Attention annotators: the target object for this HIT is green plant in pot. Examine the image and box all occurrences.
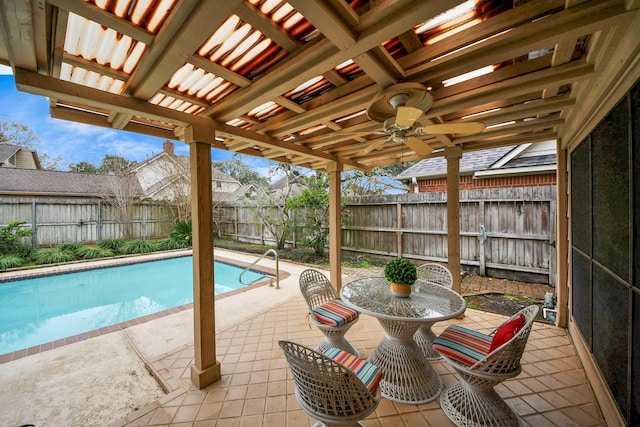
[385,257,418,297]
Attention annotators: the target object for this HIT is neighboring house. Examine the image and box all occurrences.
[0,167,135,198]
[131,141,243,201]
[0,143,139,198]
[0,144,41,169]
[395,141,557,193]
[268,170,305,202]
[0,141,243,202]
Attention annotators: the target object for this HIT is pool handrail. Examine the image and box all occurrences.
[239,249,280,289]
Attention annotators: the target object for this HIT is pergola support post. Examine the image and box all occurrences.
[328,161,343,292]
[555,140,568,327]
[445,147,462,294]
[186,126,221,389]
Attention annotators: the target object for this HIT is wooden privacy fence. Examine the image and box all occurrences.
[342,187,556,285]
[216,186,557,285]
[2,186,556,284]
[0,198,176,247]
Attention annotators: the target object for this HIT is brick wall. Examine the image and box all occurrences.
[417,173,556,192]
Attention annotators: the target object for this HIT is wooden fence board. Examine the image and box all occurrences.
[0,198,175,246]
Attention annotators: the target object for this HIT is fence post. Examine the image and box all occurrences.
[97,200,102,242]
[396,201,402,257]
[234,206,238,240]
[31,199,37,248]
[479,201,486,276]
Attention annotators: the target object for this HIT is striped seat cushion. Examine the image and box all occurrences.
[433,325,492,366]
[311,299,359,326]
[323,348,383,394]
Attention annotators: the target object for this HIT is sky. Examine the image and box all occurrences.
[0,65,275,177]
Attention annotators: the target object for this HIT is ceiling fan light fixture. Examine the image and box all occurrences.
[366,82,433,123]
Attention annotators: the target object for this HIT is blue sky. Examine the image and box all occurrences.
[0,65,275,176]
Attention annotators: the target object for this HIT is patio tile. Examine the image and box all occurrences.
[520,393,556,412]
[194,402,222,421]
[172,404,200,423]
[114,294,606,427]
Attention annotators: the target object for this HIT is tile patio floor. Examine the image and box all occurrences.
[110,282,605,427]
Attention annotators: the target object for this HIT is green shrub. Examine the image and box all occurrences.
[58,243,86,256]
[0,254,24,271]
[34,248,77,264]
[98,239,126,253]
[76,246,115,259]
[121,239,158,254]
[58,242,83,251]
[11,243,35,260]
[158,237,191,250]
[170,219,192,245]
[0,221,33,255]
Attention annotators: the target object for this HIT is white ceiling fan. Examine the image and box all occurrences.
[350,82,485,156]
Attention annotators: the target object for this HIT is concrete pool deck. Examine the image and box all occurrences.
[0,248,307,426]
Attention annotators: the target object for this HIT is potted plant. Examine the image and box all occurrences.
[384,257,418,297]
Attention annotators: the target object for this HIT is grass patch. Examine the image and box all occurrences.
[464,297,479,310]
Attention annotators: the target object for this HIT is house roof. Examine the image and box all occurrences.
[0,168,142,197]
[0,144,20,164]
[216,184,255,202]
[396,146,514,180]
[1,1,638,171]
[0,144,41,169]
[133,151,240,184]
[396,143,557,180]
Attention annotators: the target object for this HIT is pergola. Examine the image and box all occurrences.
[1,0,639,395]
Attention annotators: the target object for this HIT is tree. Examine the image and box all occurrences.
[94,154,139,238]
[244,163,302,249]
[286,172,337,256]
[148,153,192,223]
[0,120,38,147]
[97,154,136,175]
[0,119,62,170]
[212,154,270,189]
[104,172,140,239]
[68,161,98,174]
[342,162,416,195]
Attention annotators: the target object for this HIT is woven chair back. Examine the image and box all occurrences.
[417,263,453,289]
[299,269,338,309]
[473,304,539,375]
[279,340,377,419]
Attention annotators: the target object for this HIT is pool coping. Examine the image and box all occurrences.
[0,251,290,364]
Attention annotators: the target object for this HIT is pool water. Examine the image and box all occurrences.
[0,256,267,355]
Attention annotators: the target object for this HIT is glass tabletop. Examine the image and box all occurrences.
[340,277,466,322]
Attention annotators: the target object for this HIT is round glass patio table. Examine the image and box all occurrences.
[340,277,466,404]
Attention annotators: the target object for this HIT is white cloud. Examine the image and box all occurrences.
[0,65,12,75]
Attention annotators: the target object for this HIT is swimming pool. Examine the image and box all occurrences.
[0,256,268,355]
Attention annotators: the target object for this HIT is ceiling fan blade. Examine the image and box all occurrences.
[418,122,485,135]
[395,106,424,127]
[405,137,434,156]
[358,138,386,155]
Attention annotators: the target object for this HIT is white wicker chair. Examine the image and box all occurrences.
[299,269,360,356]
[414,262,454,359]
[433,305,539,427]
[279,340,381,427]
